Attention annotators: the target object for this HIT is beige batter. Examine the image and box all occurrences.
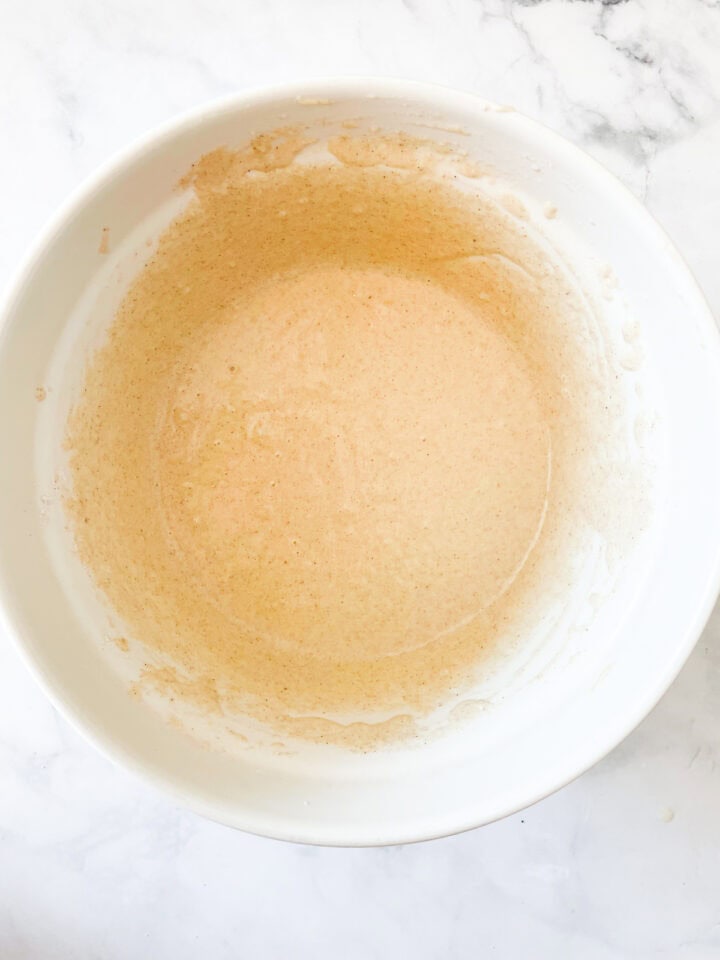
[66,128,595,747]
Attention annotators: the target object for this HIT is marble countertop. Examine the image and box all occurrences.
[2,1,720,957]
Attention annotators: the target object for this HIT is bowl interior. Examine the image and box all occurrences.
[1,80,719,844]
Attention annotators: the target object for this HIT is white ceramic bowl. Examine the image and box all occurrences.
[1,79,720,846]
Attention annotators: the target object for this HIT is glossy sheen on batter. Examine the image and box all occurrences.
[66,130,589,747]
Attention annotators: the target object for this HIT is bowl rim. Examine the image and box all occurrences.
[2,76,720,846]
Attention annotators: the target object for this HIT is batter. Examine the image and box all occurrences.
[65,129,591,747]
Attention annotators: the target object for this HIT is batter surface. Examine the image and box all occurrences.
[65,129,592,747]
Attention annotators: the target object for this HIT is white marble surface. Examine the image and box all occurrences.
[2,0,720,956]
